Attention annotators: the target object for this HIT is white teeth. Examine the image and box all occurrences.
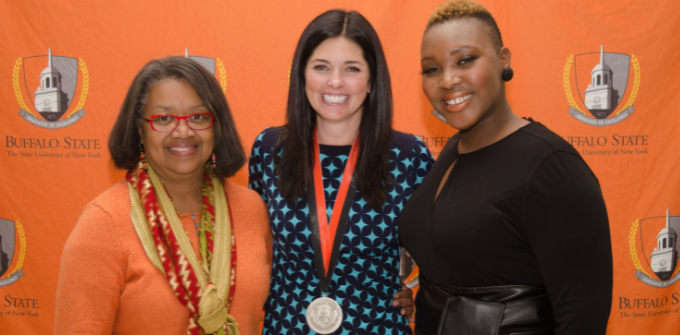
[323,94,348,103]
[169,147,194,152]
[445,94,472,105]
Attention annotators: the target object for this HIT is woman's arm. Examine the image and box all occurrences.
[521,152,613,334]
[55,204,126,335]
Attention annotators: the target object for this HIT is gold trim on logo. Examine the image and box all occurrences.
[563,55,585,115]
[216,58,227,93]
[9,220,26,276]
[629,219,651,277]
[616,55,640,115]
[629,219,680,278]
[68,58,89,117]
[13,56,89,119]
[12,58,35,117]
[564,53,641,117]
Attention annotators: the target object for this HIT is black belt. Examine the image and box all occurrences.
[415,277,555,335]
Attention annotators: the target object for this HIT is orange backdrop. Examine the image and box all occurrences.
[1,0,679,334]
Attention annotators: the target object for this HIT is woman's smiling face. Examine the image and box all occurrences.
[139,78,214,182]
[305,36,371,126]
[421,18,509,131]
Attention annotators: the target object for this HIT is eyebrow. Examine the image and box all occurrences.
[310,59,365,65]
[152,104,206,111]
[421,45,474,61]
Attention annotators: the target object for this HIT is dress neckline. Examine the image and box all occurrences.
[319,143,352,156]
[430,119,537,207]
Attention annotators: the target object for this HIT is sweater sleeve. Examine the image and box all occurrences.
[520,152,613,335]
[55,203,126,335]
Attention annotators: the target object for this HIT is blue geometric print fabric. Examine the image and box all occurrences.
[248,128,434,334]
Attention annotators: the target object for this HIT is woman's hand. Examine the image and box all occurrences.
[392,284,415,322]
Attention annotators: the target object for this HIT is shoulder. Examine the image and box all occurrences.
[390,130,416,147]
[249,127,283,171]
[252,127,283,151]
[390,130,422,154]
[224,180,267,206]
[518,122,580,158]
[495,121,587,173]
[64,181,131,254]
[82,181,131,226]
[391,130,434,160]
[518,123,599,181]
[223,180,269,231]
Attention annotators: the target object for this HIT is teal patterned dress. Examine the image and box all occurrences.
[248,127,434,334]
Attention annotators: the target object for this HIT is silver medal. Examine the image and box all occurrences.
[306,296,343,334]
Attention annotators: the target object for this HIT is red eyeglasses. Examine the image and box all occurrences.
[142,113,215,132]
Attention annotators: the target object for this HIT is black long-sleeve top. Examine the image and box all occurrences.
[399,121,613,334]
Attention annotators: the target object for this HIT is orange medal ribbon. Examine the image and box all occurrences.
[312,129,360,274]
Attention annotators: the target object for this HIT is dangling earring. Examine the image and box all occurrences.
[140,144,147,170]
[501,67,514,82]
[211,153,216,169]
[431,110,448,123]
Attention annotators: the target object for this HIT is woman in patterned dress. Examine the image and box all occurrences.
[248,9,434,335]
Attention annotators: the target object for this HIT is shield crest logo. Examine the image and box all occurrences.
[13,49,89,129]
[630,210,680,288]
[573,49,630,119]
[639,212,680,281]
[0,218,16,279]
[23,54,78,122]
[563,46,640,127]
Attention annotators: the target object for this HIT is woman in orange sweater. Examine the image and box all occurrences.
[55,56,272,335]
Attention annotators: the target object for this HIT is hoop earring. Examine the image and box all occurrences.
[501,67,514,82]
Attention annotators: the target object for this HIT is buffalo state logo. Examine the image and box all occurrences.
[629,210,680,288]
[12,49,89,129]
[0,218,26,287]
[184,48,227,93]
[563,45,640,126]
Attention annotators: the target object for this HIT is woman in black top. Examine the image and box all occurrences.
[398,1,613,334]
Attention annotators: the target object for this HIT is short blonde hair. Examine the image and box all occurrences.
[426,0,503,51]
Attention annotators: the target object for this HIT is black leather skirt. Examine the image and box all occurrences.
[415,277,555,335]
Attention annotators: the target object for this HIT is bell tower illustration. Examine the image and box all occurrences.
[34,48,64,120]
[583,45,615,119]
[650,209,679,281]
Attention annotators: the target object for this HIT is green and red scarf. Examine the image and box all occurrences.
[126,161,238,335]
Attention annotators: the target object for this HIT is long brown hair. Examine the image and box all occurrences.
[276,9,393,210]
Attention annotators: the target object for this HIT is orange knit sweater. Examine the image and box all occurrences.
[55,180,272,335]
